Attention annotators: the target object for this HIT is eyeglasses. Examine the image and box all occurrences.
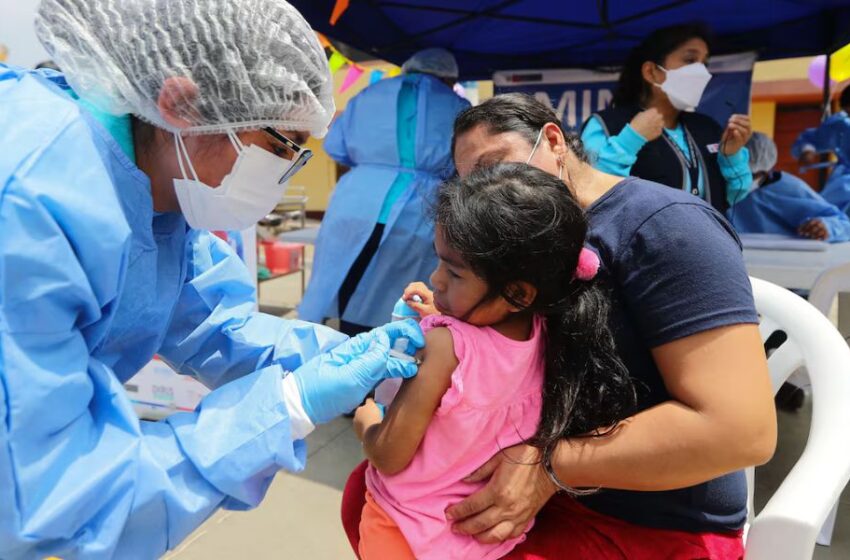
[264,127,313,184]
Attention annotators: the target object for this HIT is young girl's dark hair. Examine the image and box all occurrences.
[613,23,713,108]
[435,163,635,489]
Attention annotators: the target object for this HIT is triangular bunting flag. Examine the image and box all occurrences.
[340,65,365,93]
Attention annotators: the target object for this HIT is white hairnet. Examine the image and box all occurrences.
[401,48,459,79]
[747,132,778,174]
[35,0,335,137]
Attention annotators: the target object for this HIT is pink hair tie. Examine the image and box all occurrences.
[574,247,600,281]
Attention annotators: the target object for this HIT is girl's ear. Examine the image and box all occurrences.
[504,281,538,312]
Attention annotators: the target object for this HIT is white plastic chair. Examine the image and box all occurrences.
[808,261,850,318]
[745,278,850,559]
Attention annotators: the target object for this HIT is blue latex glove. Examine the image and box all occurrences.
[292,319,425,424]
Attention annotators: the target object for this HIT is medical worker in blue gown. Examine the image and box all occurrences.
[0,1,424,558]
[729,132,850,242]
[792,86,850,214]
[299,48,470,336]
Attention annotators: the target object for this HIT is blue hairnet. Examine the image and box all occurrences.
[747,132,778,174]
[401,48,459,79]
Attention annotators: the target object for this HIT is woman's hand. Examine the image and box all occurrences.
[629,108,665,141]
[444,444,557,544]
[798,218,829,241]
[403,282,440,318]
[721,114,753,155]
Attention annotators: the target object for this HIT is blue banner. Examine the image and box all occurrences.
[493,52,756,131]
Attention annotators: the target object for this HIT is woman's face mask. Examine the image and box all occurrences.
[655,62,712,112]
[527,128,563,180]
[173,130,308,231]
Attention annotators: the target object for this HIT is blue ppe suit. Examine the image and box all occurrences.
[820,164,850,215]
[727,171,850,242]
[792,111,850,213]
[299,73,469,328]
[0,65,347,559]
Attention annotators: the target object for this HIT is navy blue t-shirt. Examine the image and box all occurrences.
[577,177,759,533]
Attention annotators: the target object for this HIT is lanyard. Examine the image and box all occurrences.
[663,128,702,198]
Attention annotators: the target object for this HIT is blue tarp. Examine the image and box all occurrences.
[292,0,850,80]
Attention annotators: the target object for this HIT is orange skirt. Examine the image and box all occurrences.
[358,490,416,560]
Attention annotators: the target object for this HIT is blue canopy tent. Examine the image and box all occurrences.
[291,0,850,80]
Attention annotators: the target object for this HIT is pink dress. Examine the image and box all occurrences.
[366,314,546,560]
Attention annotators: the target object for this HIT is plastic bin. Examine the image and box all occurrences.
[261,240,303,275]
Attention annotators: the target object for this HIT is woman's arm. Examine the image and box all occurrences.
[159,231,347,390]
[444,324,776,543]
[354,327,457,475]
[719,114,754,206]
[551,323,775,490]
[792,114,850,159]
[719,147,753,206]
[580,115,649,177]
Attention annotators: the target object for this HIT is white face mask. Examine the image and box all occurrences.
[173,131,295,231]
[656,62,712,112]
[527,128,564,180]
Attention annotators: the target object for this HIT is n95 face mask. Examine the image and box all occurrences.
[656,62,712,112]
[173,131,294,231]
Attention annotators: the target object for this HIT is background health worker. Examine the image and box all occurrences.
[0,1,423,558]
[793,86,850,215]
[581,24,752,214]
[729,132,850,242]
[299,48,470,336]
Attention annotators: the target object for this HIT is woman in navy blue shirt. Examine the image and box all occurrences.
[341,93,776,559]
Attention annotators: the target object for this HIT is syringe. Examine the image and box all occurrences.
[389,349,422,365]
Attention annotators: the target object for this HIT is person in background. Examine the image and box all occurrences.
[581,23,752,213]
[0,1,424,557]
[793,86,850,214]
[729,132,850,242]
[300,48,470,336]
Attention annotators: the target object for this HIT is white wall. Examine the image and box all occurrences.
[1,0,49,67]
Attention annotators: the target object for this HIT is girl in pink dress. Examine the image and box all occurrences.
[352,163,635,560]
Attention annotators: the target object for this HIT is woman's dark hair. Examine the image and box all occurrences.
[451,93,588,163]
[435,163,635,491]
[612,23,713,108]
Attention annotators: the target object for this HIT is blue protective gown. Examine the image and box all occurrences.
[792,111,850,214]
[0,65,346,559]
[299,74,469,327]
[820,164,850,215]
[727,171,850,242]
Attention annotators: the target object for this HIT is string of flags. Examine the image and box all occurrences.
[317,32,401,94]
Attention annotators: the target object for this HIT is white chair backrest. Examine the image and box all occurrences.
[745,278,850,559]
[808,261,850,316]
